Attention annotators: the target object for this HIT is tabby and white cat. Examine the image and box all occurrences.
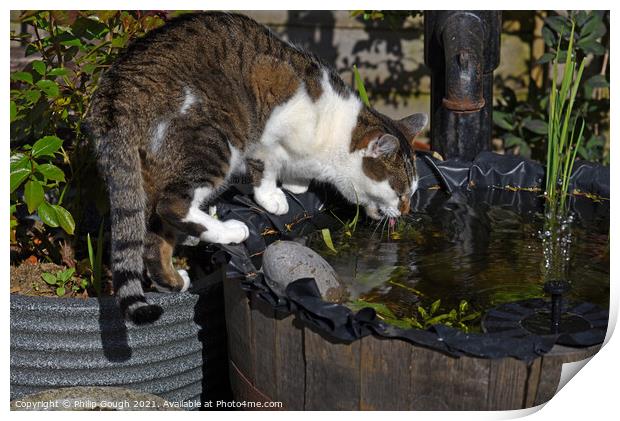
[85,12,428,324]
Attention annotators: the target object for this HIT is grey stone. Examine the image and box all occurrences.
[262,240,347,302]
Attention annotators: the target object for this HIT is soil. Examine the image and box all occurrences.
[10,261,113,298]
[10,257,190,299]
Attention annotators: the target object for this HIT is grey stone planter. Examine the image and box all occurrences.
[10,281,229,405]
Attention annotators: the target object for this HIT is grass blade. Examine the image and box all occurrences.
[353,65,370,106]
[321,228,338,253]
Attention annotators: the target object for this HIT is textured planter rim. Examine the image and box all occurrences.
[10,289,213,404]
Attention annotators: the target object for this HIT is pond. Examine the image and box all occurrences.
[308,189,609,332]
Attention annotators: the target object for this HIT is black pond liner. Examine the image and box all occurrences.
[214,151,609,361]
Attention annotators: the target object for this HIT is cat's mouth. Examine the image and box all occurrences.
[365,204,401,220]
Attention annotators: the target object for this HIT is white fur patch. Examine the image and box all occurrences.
[150,120,169,152]
[179,87,196,115]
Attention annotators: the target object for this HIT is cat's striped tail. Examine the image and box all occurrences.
[91,127,163,325]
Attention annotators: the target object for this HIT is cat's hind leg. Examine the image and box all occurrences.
[144,218,190,292]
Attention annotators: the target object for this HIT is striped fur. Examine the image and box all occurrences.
[85,12,427,324]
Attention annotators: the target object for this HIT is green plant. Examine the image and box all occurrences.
[86,222,104,295]
[41,267,81,296]
[10,11,168,269]
[353,65,370,106]
[493,11,608,164]
[10,135,74,235]
[545,23,585,217]
[349,298,481,333]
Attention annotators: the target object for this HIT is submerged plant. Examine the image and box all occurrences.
[349,298,481,333]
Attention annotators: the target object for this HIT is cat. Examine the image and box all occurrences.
[85,12,428,324]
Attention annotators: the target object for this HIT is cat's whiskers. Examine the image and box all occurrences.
[371,215,387,239]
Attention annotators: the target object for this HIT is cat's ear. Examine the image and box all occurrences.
[397,113,428,144]
[364,134,400,158]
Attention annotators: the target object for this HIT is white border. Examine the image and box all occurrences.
[4,2,617,420]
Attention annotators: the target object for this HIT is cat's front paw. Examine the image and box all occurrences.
[254,187,289,215]
[219,219,250,244]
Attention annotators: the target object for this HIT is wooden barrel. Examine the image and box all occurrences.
[223,277,600,410]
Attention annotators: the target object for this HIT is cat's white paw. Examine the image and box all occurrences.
[221,219,250,244]
[177,269,191,292]
[199,219,249,244]
[254,187,289,215]
[282,181,309,194]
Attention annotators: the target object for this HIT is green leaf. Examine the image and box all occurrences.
[10,167,31,193]
[11,153,29,169]
[353,65,370,107]
[430,299,441,316]
[82,63,97,74]
[381,317,415,329]
[537,52,555,64]
[32,135,63,158]
[58,267,76,283]
[10,101,17,122]
[56,286,66,296]
[87,233,95,268]
[41,273,58,285]
[37,201,59,227]
[36,163,65,181]
[459,300,469,314]
[546,15,571,36]
[32,60,46,75]
[52,205,75,235]
[585,74,609,89]
[426,313,451,325]
[321,228,338,253]
[11,71,33,85]
[417,306,428,320]
[406,317,424,329]
[580,16,607,40]
[493,111,514,130]
[577,40,606,55]
[460,312,481,322]
[348,299,397,319]
[24,89,42,104]
[48,68,69,77]
[60,38,82,47]
[24,180,45,213]
[504,134,524,148]
[542,26,556,47]
[523,118,548,135]
[35,79,60,97]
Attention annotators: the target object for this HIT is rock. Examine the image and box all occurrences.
[262,240,347,302]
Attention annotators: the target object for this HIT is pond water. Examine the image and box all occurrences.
[308,189,609,331]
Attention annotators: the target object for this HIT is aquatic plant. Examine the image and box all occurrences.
[542,22,586,282]
[545,23,585,218]
[349,298,481,333]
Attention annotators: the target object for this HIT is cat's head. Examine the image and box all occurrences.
[346,109,428,220]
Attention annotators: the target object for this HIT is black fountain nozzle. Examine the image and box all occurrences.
[424,11,501,161]
[544,280,571,334]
